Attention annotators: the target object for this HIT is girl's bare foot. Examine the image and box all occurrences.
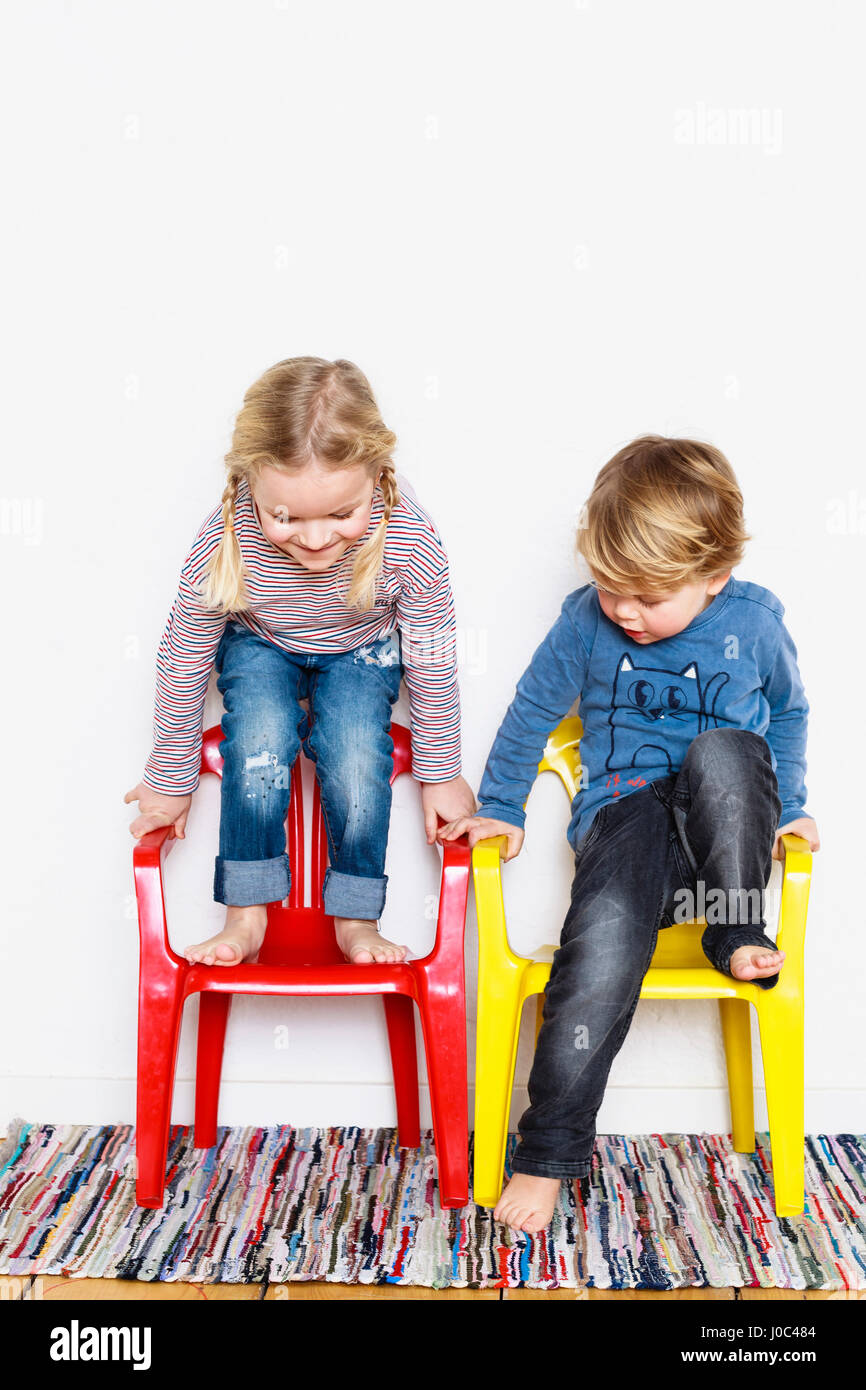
[184,904,268,966]
[494,1173,561,1234]
[334,917,408,964]
[729,945,785,982]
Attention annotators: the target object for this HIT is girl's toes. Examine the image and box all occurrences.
[372,939,406,963]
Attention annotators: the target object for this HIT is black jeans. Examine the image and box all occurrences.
[510,729,783,1181]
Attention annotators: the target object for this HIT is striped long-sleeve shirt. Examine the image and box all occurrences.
[141,473,461,794]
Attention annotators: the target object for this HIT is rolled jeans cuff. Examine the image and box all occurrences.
[510,1155,592,1180]
[214,853,290,907]
[322,868,387,920]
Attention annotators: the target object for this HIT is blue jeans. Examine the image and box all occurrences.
[510,729,783,1181]
[212,620,403,918]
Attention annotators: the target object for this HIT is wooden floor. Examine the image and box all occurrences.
[0,1275,842,1301]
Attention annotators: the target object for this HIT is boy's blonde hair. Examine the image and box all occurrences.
[200,357,399,614]
[576,435,750,591]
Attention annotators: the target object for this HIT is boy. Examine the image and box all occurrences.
[438,436,820,1235]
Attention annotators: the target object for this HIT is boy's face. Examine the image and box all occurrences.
[590,570,731,643]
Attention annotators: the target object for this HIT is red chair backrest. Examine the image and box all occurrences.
[199,721,413,964]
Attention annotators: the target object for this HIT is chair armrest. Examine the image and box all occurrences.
[471,835,513,960]
[133,824,178,858]
[473,834,509,860]
[132,825,185,968]
[775,833,813,959]
[424,819,472,972]
[780,833,812,857]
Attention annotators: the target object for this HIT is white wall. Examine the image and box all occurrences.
[2,0,863,1138]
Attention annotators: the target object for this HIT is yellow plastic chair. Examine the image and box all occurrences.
[472,715,813,1217]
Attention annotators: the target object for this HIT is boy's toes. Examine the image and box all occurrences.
[517,1209,541,1234]
[498,1202,542,1235]
[752,963,782,990]
[729,946,784,991]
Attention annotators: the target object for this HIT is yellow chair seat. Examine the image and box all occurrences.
[472,715,812,1217]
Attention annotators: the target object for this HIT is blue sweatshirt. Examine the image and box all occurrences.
[476,577,809,851]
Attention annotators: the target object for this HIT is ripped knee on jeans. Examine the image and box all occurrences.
[243,749,291,790]
[353,633,401,668]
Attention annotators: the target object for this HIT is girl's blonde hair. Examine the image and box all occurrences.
[200,357,400,614]
[576,435,750,591]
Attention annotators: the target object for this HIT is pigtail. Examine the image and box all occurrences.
[343,464,401,611]
[198,469,251,614]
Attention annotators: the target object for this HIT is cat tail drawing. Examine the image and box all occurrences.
[699,670,731,731]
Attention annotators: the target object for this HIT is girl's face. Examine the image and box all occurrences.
[591,570,731,643]
[251,463,378,571]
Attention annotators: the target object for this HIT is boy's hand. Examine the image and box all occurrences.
[436,815,525,862]
[420,775,477,845]
[772,816,820,859]
[124,783,193,840]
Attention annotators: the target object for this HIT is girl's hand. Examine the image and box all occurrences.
[437,815,525,862]
[420,776,477,845]
[772,816,820,860]
[124,783,193,840]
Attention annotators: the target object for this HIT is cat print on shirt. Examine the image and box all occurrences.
[607,653,730,774]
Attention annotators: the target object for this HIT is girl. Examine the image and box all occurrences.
[125,357,475,966]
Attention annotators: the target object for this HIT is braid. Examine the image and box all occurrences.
[378,465,400,520]
[343,464,400,611]
[199,468,252,614]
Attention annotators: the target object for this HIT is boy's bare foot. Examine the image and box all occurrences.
[184,904,268,966]
[494,1173,561,1234]
[334,917,408,964]
[729,945,785,983]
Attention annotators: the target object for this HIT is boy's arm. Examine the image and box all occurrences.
[476,596,589,829]
[762,617,810,826]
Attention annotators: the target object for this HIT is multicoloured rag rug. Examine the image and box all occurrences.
[0,1119,863,1289]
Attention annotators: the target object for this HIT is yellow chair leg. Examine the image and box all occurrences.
[473,967,528,1209]
[718,997,756,1152]
[755,990,805,1216]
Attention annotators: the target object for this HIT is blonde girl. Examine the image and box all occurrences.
[125,357,475,965]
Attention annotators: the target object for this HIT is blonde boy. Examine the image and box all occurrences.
[439,436,819,1235]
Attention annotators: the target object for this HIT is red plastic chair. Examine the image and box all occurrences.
[132,721,471,1210]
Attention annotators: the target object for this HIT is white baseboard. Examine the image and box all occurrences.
[2,1080,863,1136]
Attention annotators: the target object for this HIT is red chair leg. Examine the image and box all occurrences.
[383,993,420,1148]
[194,992,233,1148]
[416,985,469,1209]
[136,980,185,1208]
